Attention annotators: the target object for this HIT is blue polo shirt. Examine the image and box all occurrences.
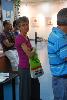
[48,27,67,76]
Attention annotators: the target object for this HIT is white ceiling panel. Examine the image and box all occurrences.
[20,0,66,3]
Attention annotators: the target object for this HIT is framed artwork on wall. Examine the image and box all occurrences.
[30,17,39,28]
[46,17,53,25]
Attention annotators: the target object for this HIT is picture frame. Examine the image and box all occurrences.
[46,17,53,25]
[31,17,39,27]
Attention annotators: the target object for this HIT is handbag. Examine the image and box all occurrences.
[29,52,44,78]
[5,49,19,71]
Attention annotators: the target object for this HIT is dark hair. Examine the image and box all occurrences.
[3,20,10,27]
[13,20,18,27]
[57,8,67,25]
[13,20,16,27]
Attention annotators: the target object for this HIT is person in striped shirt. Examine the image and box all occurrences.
[48,8,67,100]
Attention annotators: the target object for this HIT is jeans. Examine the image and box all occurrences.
[52,76,67,100]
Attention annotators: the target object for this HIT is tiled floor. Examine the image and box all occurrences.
[31,40,54,100]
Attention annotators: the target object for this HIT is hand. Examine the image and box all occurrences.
[64,57,67,61]
[5,39,9,44]
[4,39,14,47]
[30,48,36,58]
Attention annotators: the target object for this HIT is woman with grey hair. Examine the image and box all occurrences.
[15,16,35,100]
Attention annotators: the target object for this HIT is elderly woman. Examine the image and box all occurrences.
[15,16,35,100]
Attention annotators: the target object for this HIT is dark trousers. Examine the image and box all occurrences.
[31,78,40,100]
[18,67,31,100]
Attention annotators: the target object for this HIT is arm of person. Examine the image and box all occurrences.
[64,57,67,61]
[3,39,14,47]
[30,48,36,58]
[21,43,31,58]
[21,43,36,58]
[59,46,67,61]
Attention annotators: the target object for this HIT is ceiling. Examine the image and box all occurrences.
[20,0,66,3]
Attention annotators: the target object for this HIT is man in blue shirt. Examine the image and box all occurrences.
[48,8,67,100]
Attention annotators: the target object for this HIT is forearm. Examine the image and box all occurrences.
[3,39,14,47]
[21,43,36,58]
[21,43,31,58]
[30,48,36,58]
[64,57,67,61]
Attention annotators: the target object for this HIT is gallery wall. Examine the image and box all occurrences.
[19,1,67,39]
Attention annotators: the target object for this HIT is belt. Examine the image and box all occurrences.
[53,75,67,78]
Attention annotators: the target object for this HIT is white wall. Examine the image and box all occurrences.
[19,1,67,39]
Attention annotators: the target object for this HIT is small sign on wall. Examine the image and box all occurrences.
[30,17,39,27]
[46,17,53,25]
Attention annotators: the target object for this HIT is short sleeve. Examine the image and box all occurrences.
[15,35,25,47]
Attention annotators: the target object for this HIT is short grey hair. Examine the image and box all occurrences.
[17,16,29,27]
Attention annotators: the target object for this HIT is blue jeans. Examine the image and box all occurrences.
[18,67,31,100]
[52,76,67,100]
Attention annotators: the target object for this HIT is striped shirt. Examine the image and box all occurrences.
[48,27,67,76]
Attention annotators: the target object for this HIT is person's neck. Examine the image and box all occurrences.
[58,25,67,34]
[21,32,27,37]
